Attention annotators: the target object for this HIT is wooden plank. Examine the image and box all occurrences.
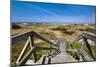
[66,33,95,48]
[17,47,36,66]
[79,41,95,61]
[42,56,46,64]
[82,33,96,42]
[78,49,86,61]
[83,37,95,60]
[11,31,58,65]
[36,46,56,50]
[12,31,33,45]
[67,36,82,48]
[48,57,51,64]
[29,35,37,62]
[29,36,35,63]
[12,31,57,47]
[67,49,80,53]
[16,37,30,64]
[41,55,51,64]
[31,31,57,46]
[34,55,49,64]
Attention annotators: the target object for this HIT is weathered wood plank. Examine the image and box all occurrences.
[17,47,36,66]
[83,37,95,60]
[67,49,80,53]
[29,35,37,62]
[36,46,56,50]
[82,33,96,42]
[16,37,30,64]
[12,31,33,45]
[31,31,57,46]
[67,33,95,48]
[12,31,58,66]
[12,31,57,46]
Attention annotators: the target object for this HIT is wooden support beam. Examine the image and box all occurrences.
[48,57,51,64]
[12,31,33,45]
[31,31,57,46]
[78,50,86,61]
[82,33,96,42]
[30,35,37,62]
[16,37,30,64]
[83,37,95,60]
[67,49,80,53]
[67,36,82,48]
[29,36,35,63]
[36,47,56,50]
[17,47,36,66]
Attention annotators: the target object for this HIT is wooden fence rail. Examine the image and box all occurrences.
[66,33,96,61]
[12,31,96,66]
[12,31,58,66]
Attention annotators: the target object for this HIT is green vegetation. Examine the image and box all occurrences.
[65,42,96,61]
[79,28,96,33]
[12,24,21,29]
[50,26,66,31]
[39,31,56,40]
[35,41,56,60]
[65,42,82,49]
[50,26,75,35]
[71,43,82,49]
[62,30,75,35]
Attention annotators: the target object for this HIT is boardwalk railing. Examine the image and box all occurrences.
[12,31,59,66]
[12,31,96,66]
[66,33,96,61]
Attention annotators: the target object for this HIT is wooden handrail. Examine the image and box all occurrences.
[12,31,96,65]
[66,33,96,61]
[12,31,58,66]
[81,33,96,41]
[12,31,57,46]
[12,31,33,45]
[67,33,96,48]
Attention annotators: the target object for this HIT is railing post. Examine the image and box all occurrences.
[30,35,37,62]
[12,31,60,65]
[48,57,51,64]
[83,37,95,60]
[17,47,35,66]
[16,37,30,64]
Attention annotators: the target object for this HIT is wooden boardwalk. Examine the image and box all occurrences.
[51,38,76,63]
[26,38,76,64]
[12,31,95,66]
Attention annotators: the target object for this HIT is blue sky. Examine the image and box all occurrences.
[11,1,96,24]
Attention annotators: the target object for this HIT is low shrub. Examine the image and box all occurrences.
[12,24,21,29]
